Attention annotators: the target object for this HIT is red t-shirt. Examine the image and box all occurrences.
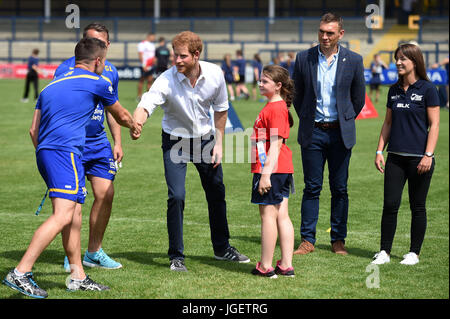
[251,100,293,174]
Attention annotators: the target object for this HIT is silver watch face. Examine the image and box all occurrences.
[425,152,433,157]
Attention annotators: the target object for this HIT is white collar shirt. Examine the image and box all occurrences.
[137,60,229,138]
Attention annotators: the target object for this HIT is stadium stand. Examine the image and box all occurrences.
[0,0,381,18]
[0,1,448,69]
[2,0,447,18]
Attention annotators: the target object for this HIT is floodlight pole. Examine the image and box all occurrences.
[268,0,275,24]
[44,0,51,23]
[154,0,160,24]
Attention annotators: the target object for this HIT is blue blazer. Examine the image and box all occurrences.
[292,45,366,149]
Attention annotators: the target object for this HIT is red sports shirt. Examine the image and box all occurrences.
[251,100,293,173]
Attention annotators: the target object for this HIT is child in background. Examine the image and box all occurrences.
[251,54,263,101]
[222,53,236,101]
[251,65,295,278]
[370,54,388,103]
[233,50,250,100]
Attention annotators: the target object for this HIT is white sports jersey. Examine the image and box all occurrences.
[138,40,156,67]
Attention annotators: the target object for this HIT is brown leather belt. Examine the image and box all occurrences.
[314,121,339,130]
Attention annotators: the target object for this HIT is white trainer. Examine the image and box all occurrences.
[371,250,390,264]
[400,252,419,265]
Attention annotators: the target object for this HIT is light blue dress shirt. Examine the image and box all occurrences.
[316,46,340,122]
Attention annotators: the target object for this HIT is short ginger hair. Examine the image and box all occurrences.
[172,31,203,55]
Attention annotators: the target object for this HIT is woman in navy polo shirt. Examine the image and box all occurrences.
[372,43,440,266]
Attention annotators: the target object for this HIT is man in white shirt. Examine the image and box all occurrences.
[137,33,156,101]
[133,31,249,272]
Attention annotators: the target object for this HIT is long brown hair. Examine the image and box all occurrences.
[224,53,232,67]
[262,64,295,127]
[394,43,429,85]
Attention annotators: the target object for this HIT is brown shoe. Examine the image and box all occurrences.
[293,239,315,255]
[331,240,348,255]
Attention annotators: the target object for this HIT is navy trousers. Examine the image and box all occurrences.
[162,131,230,260]
[300,126,352,245]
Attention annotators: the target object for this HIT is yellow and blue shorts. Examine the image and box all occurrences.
[82,141,116,181]
[36,149,87,203]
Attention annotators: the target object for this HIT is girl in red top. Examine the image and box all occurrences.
[251,65,295,278]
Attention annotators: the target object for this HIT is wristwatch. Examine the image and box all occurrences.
[424,152,434,157]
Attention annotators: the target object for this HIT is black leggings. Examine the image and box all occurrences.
[23,70,39,100]
[380,153,435,255]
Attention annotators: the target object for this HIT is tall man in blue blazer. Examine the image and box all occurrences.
[292,13,365,256]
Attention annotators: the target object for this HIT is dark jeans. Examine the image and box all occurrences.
[300,126,351,245]
[380,153,435,255]
[162,131,230,260]
[23,70,38,99]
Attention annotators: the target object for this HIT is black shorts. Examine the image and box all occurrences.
[154,67,168,79]
[251,173,294,205]
[235,74,245,84]
[141,67,154,78]
[370,83,380,90]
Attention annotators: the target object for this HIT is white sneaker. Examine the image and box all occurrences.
[400,252,419,265]
[371,250,390,264]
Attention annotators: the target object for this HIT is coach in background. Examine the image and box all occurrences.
[372,44,440,266]
[133,31,249,272]
[54,23,124,271]
[154,36,171,78]
[292,13,365,256]
[2,38,140,298]
[21,48,41,103]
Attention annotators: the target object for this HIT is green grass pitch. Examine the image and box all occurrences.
[0,79,448,299]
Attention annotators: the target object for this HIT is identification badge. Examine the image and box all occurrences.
[256,141,266,168]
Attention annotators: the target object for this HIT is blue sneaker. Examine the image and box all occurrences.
[3,270,48,299]
[63,256,71,273]
[82,248,122,269]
